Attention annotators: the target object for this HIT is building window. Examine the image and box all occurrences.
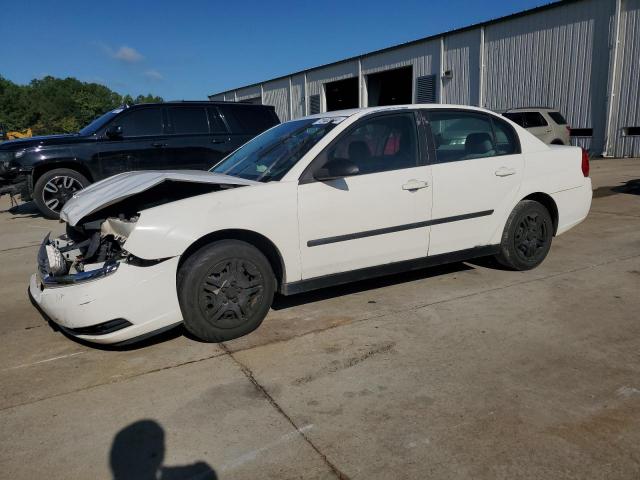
[309,94,321,115]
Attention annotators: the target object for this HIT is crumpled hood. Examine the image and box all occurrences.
[60,170,259,226]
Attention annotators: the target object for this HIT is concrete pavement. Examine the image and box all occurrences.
[1,158,639,479]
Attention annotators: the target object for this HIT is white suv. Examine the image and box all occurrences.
[30,105,592,345]
[503,108,571,145]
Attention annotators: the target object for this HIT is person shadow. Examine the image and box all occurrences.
[110,420,218,480]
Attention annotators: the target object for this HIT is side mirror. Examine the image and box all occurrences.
[313,158,359,182]
[105,125,123,139]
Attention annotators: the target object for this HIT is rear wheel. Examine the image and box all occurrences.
[177,240,275,342]
[495,200,553,270]
[33,168,89,219]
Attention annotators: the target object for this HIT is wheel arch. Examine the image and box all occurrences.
[177,229,286,291]
[521,192,559,234]
[32,160,94,185]
[550,139,564,145]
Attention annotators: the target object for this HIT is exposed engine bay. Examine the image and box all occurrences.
[40,180,243,283]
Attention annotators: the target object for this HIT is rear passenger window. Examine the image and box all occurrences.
[548,111,567,125]
[491,117,519,155]
[169,107,209,134]
[429,111,495,163]
[523,112,548,127]
[118,108,163,137]
[503,112,525,127]
[219,105,276,134]
[327,113,418,175]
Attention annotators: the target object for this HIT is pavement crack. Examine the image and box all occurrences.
[221,343,351,480]
[0,242,42,253]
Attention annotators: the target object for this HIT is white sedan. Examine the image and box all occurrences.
[29,105,592,345]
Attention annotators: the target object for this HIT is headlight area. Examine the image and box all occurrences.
[37,215,168,288]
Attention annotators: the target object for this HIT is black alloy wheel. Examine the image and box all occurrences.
[178,240,276,342]
[495,200,553,270]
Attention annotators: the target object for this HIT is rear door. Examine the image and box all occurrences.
[164,105,230,171]
[97,106,167,177]
[425,109,524,255]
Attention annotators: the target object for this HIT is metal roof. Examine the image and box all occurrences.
[209,0,570,97]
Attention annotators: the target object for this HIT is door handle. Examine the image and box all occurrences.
[402,179,429,191]
[151,142,167,148]
[495,167,516,177]
[211,138,229,145]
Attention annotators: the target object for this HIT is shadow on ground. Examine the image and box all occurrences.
[593,179,640,198]
[110,419,218,480]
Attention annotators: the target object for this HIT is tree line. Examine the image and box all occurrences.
[0,75,163,135]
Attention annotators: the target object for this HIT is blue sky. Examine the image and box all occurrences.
[3,0,556,100]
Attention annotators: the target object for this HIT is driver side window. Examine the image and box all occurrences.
[115,108,164,137]
[327,113,418,175]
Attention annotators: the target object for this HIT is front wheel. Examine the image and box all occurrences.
[495,200,553,270]
[33,168,89,219]
[177,240,276,342]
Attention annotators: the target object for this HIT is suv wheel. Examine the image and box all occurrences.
[495,200,553,270]
[33,168,89,219]
[177,240,276,342]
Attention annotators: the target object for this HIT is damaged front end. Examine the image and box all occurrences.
[37,215,143,288]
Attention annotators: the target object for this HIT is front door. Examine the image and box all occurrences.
[298,112,432,279]
[98,106,168,177]
[425,109,524,256]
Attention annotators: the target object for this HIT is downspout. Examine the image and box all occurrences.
[439,36,445,103]
[603,0,623,157]
[479,26,485,108]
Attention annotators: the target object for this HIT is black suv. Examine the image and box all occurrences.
[0,101,279,218]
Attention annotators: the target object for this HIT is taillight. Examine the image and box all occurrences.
[581,148,590,177]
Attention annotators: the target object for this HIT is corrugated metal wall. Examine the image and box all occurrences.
[483,0,614,153]
[610,0,640,157]
[234,85,261,102]
[210,0,640,157]
[442,28,481,105]
[262,77,290,121]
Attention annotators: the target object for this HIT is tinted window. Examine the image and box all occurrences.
[118,108,163,137]
[548,111,567,125]
[326,114,418,175]
[219,105,277,134]
[207,108,227,133]
[523,112,548,127]
[491,117,519,155]
[503,112,525,127]
[169,107,208,134]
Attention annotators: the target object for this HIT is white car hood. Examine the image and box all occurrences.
[60,170,259,226]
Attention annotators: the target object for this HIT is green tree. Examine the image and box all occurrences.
[0,75,164,135]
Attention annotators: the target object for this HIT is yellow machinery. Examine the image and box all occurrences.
[6,128,33,140]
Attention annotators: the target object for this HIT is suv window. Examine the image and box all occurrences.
[503,112,525,127]
[117,108,163,137]
[207,108,228,133]
[219,105,276,134]
[169,107,209,134]
[327,113,418,175]
[523,112,548,127]
[429,111,495,162]
[548,111,567,125]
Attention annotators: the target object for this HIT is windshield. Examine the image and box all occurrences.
[210,117,346,182]
[78,107,125,136]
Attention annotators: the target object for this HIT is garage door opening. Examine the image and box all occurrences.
[325,77,359,112]
[367,66,413,107]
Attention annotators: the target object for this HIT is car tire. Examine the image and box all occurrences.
[33,168,90,219]
[177,240,276,342]
[495,200,553,271]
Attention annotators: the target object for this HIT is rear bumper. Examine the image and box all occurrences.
[29,256,183,344]
[553,178,592,235]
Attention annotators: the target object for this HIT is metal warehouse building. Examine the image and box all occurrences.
[210,0,640,157]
